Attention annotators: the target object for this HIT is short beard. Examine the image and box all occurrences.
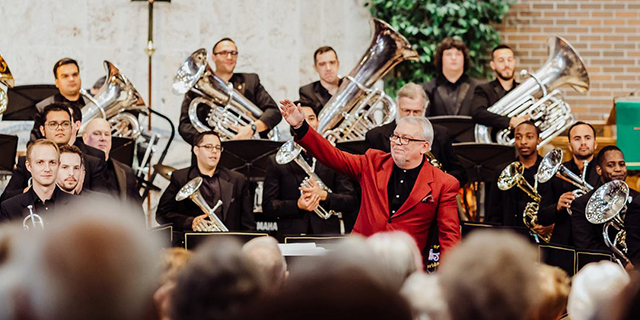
[496,70,514,81]
[574,152,593,162]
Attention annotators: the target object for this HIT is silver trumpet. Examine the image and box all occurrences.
[0,53,15,115]
[276,140,337,220]
[22,205,44,231]
[536,148,593,214]
[585,180,632,266]
[176,177,229,232]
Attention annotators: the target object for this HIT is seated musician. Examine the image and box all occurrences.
[537,122,599,245]
[298,46,342,111]
[156,131,255,232]
[486,121,552,237]
[83,118,142,204]
[0,140,73,222]
[262,103,358,240]
[365,82,467,185]
[280,99,461,258]
[178,38,282,144]
[470,44,527,130]
[0,104,108,202]
[571,146,640,264]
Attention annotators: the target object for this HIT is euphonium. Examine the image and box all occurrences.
[585,180,632,266]
[172,48,270,140]
[275,140,337,220]
[475,36,590,147]
[22,205,44,231]
[0,53,15,115]
[317,18,419,143]
[536,148,593,214]
[176,177,229,232]
[80,61,147,138]
[498,161,551,242]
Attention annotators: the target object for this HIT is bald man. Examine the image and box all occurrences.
[82,118,142,204]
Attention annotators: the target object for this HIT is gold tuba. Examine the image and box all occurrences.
[172,48,269,140]
[585,180,632,266]
[80,61,147,138]
[536,148,593,214]
[176,177,229,232]
[0,53,15,115]
[475,36,590,147]
[317,18,419,143]
[497,161,550,242]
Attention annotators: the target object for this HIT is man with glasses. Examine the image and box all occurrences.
[0,104,107,202]
[156,131,255,232]
[178,38,282,144]
[280,99,461,259]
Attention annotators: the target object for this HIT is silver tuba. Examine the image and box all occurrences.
[176,177,229,232]
[22,205,44,231]
[172,48,269,140]
[0,53,15,115]
[317,18,419,143]
[536,148,593,214]
[585,180,632,266]
[475,36,590,147]
[80,61,147,138]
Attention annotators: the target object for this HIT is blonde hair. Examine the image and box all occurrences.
[159,248,192,284]
[529,264,571,320]
[26,139,60,162]
[396,82,428,111]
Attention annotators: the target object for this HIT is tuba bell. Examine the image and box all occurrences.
[80,61,147,138]
[176,177,229,232]
[317,18,419,143]
[536,148,593,214]
[172,48,272,140]
[585,180,632,266]
[475,36,590,147]
[0,53,15,115]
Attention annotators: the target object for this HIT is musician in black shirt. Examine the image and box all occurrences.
[298,46,342,112]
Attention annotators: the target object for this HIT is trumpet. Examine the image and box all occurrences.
[498,161,550,242]
[536,148,593,214]
[585,180,632,266]
[176,177,228,232]
[22,205,44,231]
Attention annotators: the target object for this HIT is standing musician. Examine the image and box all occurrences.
[537,122,599,245]
[178,38,282,145]
[262,102,358,240]
[470,44,527,130]
[0,140,73,222]
[279,99,461,258]
[571,146,640,264]
[365,82,467,185]
[156,131,255,232]
[298,46,341,111]
[31,58,90,141]
[0,104,107,202]
[422,38,481,117]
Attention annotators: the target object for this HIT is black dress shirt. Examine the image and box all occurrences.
[197,167,223,217]
[388,159,424,219]
[298,78,343,113]
[0,186,72,222]
[423,74,482,117]
[470,79,516,130]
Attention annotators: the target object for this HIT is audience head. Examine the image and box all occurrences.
[439,230,540,320]
[26,139,60,188]
[595,145,627,183]
[401,272,450,320]
[212,37,238,75]
[514,121,541,158]
[365,231,423,290]
[313,46,340,85]
[529,265,571,320]
[568,261,630,320]
[82,118,112,160]
[567,121,597,161]
[53,58,81,98]
[155,248,192,320]
[490,44,516,81]
[193,131,223,171]
[39,103,73,145]
[56,145,83,193]
[242,236,288,290]
[435,38,470,75]
[392,116,434,168]
[396,82,428,120]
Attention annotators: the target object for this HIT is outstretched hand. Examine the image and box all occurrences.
[279,99,305,129]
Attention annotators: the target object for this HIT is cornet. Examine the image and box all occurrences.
[22,205,44,231]
[176,177,229,232]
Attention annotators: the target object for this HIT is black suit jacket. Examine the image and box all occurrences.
[156,166,255,232]
[299,79,343,113]
[178,73,281,145]
[364,121,467,185]
[422,74,483,117]
[262,154,358,239]
[0,186,74,223]
[0,144,108,203]
[112,159,142,204]
[31,93,91,142]
[470,79,513,129]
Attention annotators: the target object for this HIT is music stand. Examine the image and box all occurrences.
[184,232,268,250]
[428,115,476,143]
[336,139,368,155]
[218,139,282,178]
[110,136,136,167]
[3,85,58,120]
[539,244,576,276]
[0,134,18,173]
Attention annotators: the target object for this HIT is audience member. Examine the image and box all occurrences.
[366,231,423,290]
[528,265,571,320]
[155,248,192,320]
[242,236,288,290]
[401,272,450,320]
[567,261,630,320]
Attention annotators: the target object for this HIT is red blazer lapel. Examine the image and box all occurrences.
[395,163,434,217]
[375,156,394,218]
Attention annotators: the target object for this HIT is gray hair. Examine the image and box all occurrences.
[401,272,450,320]
[396,82,428,111]
[396,116,434,145]
[568,261,630,320]
[243,236,288,289]
[366,231,423,291]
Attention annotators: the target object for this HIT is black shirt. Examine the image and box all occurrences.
[196,167,223,218]
[424,74,480,117]
[388,158,424,218]
[0,186,71,222]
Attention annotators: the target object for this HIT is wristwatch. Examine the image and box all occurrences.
[251,124,257,135]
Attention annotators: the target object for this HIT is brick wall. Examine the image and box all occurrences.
[495,0,640,122]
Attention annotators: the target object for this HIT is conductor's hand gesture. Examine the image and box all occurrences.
[279,99,305,129]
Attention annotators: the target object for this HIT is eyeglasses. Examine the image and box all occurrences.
[197,144,224,153]
[213,51,238,57]
[45,121,72,130]
[389,134,426,146]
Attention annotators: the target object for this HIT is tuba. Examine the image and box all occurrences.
[317,18,419,143]
[536,148,593,214]
[22,205,44,231]
[0,53,15,115]
[498,161,551,242]
[475,36,590,147]
[80,61,147,138]
[176,177,229,232]
[585,180,632,266]
[172,48,271,140]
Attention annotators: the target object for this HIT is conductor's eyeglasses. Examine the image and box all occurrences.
[389,134,426,146]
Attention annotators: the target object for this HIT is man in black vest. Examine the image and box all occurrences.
[178,38,281,144]
[298,46,342,112]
